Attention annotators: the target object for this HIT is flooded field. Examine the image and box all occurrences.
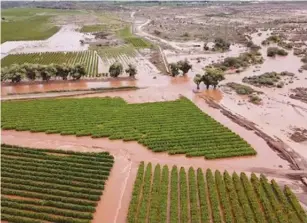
[2,1,307,222]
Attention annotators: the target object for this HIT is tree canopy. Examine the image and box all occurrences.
[1,63,87,83]
[193,68,225,90]
[109,61,123,78]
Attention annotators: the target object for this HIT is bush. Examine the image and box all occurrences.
[267,47,288,57]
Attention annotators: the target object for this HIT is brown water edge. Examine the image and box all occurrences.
[1,130,289,175]
[1,131,304,222]
[1,78,138,96]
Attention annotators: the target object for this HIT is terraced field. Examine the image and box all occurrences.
[128,162,307,223]
[1,97,256,159]
[1,51,99,77]
[1,144,114,223]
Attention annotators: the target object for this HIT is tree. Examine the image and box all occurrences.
[4,64,25,83]
[55,63,72,80]
[21,63,37,80]
[70,63,86,80]
[214,38,230,51]
[193,74,202,90]
[202,68,225,89]
[177,59,192,74]
[169,63,179,77]
[125,64,137,78]
[37,65,55,81]
[109,61,123,78]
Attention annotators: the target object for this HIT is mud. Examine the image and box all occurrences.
[290,128,307,143]
[199,97,307,173]
[290,87,307,104]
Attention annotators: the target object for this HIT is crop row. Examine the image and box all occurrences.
[1,51,98,76]
[127,163,306,223]
[1,145,114,223]
[2,97,256,159]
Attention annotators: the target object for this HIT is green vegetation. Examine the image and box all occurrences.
[243,71,294,87]
[95,45,137,60]
[1,97,256,159]
[248,95,262,105]
[194,68,225,90]
[1,15,59,43]
[1,63,86,82]
[1,8,82,43]
[1,144,114,223]
[225,82,262,104]
[1,51,98,77]
[118,26,152,48]
[267,47,288,57]
[80,24,107,33]
[208,51,264,71]
[261,35,293,50]
[212,38,230,52]
[127,162,307,223]
[109,61,123,77]
[226,82,256,95]
[170,59,192,76]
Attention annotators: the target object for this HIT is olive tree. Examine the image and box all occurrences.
[125,64,137,77]
[169,63,180,77]
[202,68,225,89]
[70,63,86,80]
[109,61,123,78]
[193,74,202,90]
[177,59,192,74]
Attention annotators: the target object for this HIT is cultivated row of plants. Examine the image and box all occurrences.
[1,145,114,223]
[1,51,98,78]
[1,97,256,159]
[127,162,306,223]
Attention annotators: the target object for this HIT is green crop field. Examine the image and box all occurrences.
[1,8,84,43]
[127,162,307,223]
[1,144,114,223]
[1,51,99,77]
[95,45,137,59]
[118,26,152,48]
[2,97,256,159]
[80,24,107,33]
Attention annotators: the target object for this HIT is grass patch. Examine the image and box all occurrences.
[1,144,114,223]
[226,82,257,95]
[2,97,256,159]
[1,16,59,43]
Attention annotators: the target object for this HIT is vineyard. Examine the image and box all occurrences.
[127,162,307,223]
[2,97,256,159]
[1,144,114,223]
[1,51,99,77]
[118,26,152,48]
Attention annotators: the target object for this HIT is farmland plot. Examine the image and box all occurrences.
[127,162,307,223]
[1,144,114,223]
[2,97,256,159]
[1,51,99,77]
